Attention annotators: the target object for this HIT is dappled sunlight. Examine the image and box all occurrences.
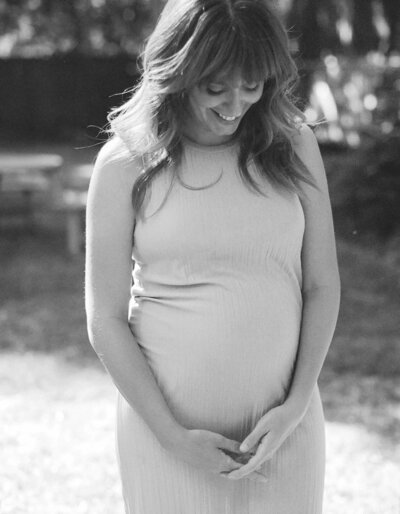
[1,351,399,514]
[321,374,400,445]
[306,53,400,149]
[324,422,400,513]
[0,0,155,58]
[0,352,124,514]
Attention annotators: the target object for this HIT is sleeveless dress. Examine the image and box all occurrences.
[115,136,326,514]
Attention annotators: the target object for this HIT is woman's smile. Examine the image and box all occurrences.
[211,109,242,123]
[182,70,264,145]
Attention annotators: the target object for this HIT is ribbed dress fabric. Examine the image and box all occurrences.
[115,136,326,514]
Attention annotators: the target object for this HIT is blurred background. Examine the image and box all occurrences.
[0,1,399,513]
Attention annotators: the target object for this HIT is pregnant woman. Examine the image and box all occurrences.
[85,0,341,512]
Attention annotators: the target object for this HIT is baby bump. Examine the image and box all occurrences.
[129,277,302,432]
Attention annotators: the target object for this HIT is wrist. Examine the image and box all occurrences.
[282,393,310,419]
[158,422,188,451]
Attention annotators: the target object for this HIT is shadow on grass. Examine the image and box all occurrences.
[320,371,400,453]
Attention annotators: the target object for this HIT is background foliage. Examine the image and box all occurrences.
[0,0,155,57]
[0,0,399,58]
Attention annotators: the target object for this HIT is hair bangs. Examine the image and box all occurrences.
[184,21,271,89]
[184,25,237,87]
[240,37,272,84]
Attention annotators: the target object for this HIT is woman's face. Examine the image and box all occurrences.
[182,69,264,145]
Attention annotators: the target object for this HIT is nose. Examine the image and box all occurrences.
[224,89,243,116]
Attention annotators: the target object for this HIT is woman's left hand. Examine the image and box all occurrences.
[225,403,305,481]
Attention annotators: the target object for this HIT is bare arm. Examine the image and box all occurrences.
[85,138,183,448]
[284,123,341,414]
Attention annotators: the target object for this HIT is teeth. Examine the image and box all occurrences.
[216,112,239,121]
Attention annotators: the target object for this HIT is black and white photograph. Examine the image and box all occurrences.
[0,1,399,513]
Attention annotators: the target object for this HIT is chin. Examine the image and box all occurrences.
[213,124,237,134]
[219,127,238,136]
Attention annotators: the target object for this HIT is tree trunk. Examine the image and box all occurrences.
[382,0,400,53]
[352,0,379,54]
[287,0,322,60]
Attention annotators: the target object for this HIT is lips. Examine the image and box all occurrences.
[211,110,241,122]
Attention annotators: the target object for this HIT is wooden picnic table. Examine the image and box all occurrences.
[0,153,64,204]
[0,154,94,256]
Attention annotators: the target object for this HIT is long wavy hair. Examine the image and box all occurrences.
[106,0,319,220]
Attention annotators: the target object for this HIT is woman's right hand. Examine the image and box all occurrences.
[165,428,268,483]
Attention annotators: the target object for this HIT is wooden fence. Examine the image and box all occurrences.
[0,56,140,141]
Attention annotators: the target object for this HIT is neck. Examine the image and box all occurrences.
[180,105,234,146]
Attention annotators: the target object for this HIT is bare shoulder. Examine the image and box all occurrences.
[91,136,142,192]
[291,122,318,148]
[290,126,339,291]
[291,123,321,165]
[86,136,143,227]
[290,123,328,197]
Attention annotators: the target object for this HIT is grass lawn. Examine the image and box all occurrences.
[0,350,399,514]
[1,161,400,512]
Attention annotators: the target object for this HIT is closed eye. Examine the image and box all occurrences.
[206,88,224,95]
[245,85,260,92]
[206,84,260,95]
